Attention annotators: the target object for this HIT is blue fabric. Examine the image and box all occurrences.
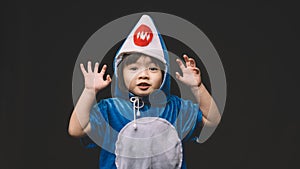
[81,96,202,169]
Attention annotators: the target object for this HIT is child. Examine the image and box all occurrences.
[68,14,221,169]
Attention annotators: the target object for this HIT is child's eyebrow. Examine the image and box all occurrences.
[127,62,140,65]
[129,61,158,66]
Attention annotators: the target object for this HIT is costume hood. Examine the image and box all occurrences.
[112,14,170,104]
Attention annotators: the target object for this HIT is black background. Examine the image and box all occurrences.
[1,0,299,169]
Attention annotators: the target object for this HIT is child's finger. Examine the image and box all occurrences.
[189,58,196,67]
[80,63,88,75]
[100,64,107,74]
[94,62,99,73]
[183,54,190,67]
[87,61,92,73]
[176,59,186,70]
[193,67,200,74]
[106,74,112,82]
[175,72,183,81]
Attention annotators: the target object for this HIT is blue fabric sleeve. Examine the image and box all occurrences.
[79,100,107,149]
[183,103,203,142]
[189,109,203,143]
[172,96,202,142]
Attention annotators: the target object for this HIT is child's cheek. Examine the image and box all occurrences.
[128,74,138,87]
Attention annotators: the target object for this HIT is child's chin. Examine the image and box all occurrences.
[135,93,150,97]
[133,90,152,97]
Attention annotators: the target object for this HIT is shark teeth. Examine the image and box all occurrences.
[137,31,150,41]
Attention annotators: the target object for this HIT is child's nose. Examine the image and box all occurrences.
[138,69,150,79]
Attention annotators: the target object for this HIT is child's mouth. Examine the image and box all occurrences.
[137,82,151,90]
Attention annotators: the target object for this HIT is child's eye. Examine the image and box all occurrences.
[149,67,159,72]
[129,67,138,71]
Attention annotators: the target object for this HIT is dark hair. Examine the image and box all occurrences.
[117,52,165,91]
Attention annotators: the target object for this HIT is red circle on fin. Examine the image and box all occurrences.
[133,24,153,46]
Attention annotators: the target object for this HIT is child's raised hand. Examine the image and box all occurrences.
[80,61,112,93]
[176,54,201,88]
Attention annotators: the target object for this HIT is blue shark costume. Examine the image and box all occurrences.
[81,14,202,169]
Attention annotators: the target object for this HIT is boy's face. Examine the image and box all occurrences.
[122,55,163,96]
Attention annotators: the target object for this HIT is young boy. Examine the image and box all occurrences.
[68,14,220,169]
